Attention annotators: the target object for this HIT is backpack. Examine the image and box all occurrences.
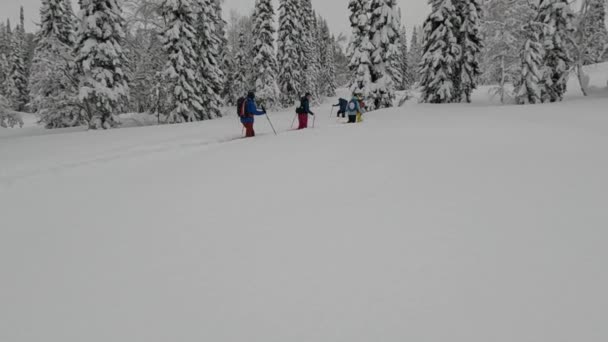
[348,100,358,112]
[237,97,247,117]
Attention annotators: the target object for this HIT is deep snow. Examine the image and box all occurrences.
[1,67,608,342]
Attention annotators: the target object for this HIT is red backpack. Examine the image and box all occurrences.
[237,97,247,117]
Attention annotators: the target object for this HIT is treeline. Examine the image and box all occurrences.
[0,0,344,129]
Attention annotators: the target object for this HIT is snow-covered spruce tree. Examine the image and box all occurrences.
[311,12,325,99]
[196,0,224,120]
[396,25,410,90]
[386,8,404,92]
[369,0,400,109]
[579,0,608,65]
[158,0,203,123]
[75,0,129,129]
[319,17,337,97]
[0,23,9,98]
[29,0,84,128]
[7,9,29,112]
[348,0,374,100]
[514,18,545,104]
[538,0,574,102]
[252,0,280,108]
[232,30,250,103]
[419,0,461,103]
[0,53,8,98]
[212,0,227,105]
[298,0,319,99]
[277,0,303,106]
[455,0,483,103]
[221,49,237,104]
[408,25,423,84]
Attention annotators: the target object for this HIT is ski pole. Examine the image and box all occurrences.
[291,113,297,129]
[312,112,316,128]
[265,113,277,135]
[329,106,334,119]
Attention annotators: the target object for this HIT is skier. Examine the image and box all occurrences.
[240,91,267,137]
[333,98,349,118]
[296,92,314,129]
[346,93,364,124]
[356,94,366,123]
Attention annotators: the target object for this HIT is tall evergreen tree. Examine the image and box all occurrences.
[299,0,319,99]
[348,0,374,99]
[232,30,250,103]
[0,22,9,97]
[212,0,227,104]
[419,0,461,103]
[579,0,608,65]
[221,49,237,104]
[396,25,411,90]
[277,0,303,106]
[75,0,129,129]
[409,25,423,83]
[252,0,280,108]
[196,0,224,120]
[319,18,337,97]
[455,0,483,103]
[7,9,29,111]
[368,0,399,109]
[158,0,203,123]
[514,16,545,104]
[29,0,83,128]
[538,0,574,102]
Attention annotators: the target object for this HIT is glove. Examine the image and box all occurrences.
[310,112,315,116]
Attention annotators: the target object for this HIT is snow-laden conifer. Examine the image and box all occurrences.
[277,0,303,106]
[538,0,574,102]
[419,0,461,103]
[252,0,280,108]
[348,0,373,99]
[158,0,203,124]
[75,0,130,128]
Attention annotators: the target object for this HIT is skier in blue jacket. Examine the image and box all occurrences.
[241,91,266,137]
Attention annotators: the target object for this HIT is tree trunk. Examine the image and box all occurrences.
[576,62,589,97]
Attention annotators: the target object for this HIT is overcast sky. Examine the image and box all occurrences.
[2,0,430,38]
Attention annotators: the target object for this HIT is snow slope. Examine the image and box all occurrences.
[1,84,608,342]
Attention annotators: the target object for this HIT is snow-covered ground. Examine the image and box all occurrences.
[1,67,608,342]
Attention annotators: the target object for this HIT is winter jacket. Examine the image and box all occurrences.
[333,98,349,113]
[298,97,314,115]
[240,97,266,124]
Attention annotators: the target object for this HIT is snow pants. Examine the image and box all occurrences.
[243,122,255,137]
[348,115,357,123]
[298,113,308,129]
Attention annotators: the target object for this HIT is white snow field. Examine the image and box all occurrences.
[2,70,608,341]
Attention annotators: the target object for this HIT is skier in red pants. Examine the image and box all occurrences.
[240,91,267,137]
[296,93,314,129]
